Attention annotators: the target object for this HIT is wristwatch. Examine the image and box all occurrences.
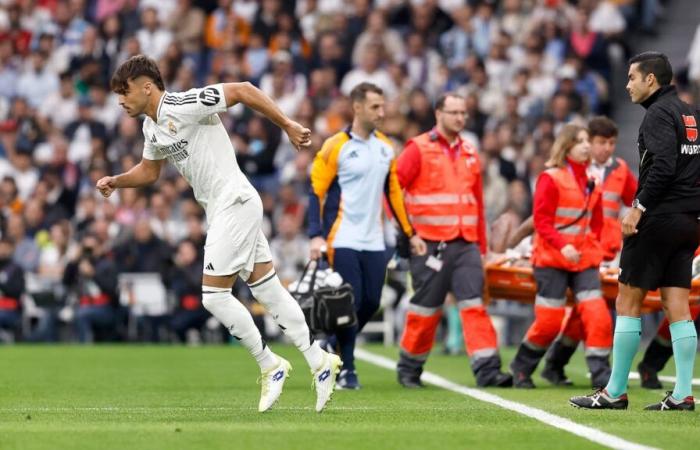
[631,199,646,212]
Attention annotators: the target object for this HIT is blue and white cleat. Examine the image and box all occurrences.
[313,351,342,412]
[258,357,292,412]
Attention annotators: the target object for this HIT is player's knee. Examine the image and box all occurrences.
[201,287,230,312]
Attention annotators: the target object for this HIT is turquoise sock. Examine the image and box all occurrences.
[605,316,641,398]
[445,305,464,354]
[670,320,697,400]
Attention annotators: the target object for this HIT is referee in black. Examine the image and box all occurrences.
[571,51,700,411]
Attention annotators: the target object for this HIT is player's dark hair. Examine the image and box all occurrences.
[435,92,465,111]
[349,82,383,104]
[628,51,673,86]
[588,116,618,139]
[110,54,165,94]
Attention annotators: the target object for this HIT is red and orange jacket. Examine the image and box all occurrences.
[397,129,487,254]
[533,158,604,271]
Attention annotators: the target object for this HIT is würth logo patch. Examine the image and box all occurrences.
[683,115,698,142]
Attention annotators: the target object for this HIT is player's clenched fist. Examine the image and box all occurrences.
[96,176,117,198]
[285,120,312,151]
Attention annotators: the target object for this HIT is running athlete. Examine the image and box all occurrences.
[97,55,341,413]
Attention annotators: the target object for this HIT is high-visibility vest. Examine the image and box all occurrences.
[403,132,481,242]
[599,158,630,260]
[532,166,604,271]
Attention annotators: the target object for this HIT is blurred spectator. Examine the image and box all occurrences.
[403,32,444,100]
[68,25,111,89]
[0,237,25,341]
[440,6,473,71]
[64,96,108,167]
[260,50,307,117]
[39,220,74,281]
[89,83,121,132]
[352,9,405,67]
[204,0,251,53]
[341,43,397,99]
[1,176,23,216]
[114,218,171,274]
[168,239,206,343]
[136,7,172,61]
[1,147,39,201]
[38,72,79,133]
[63,233,118,342]
[16,51,60,109]
[149,192,186,245]
[0,4,32,56]
[237,115,282,193]
[252,0,283,44]
[309,31,351,82]
[567,8,610,83]
[270,213,308,286]
[0,40,19,101]
[166,0,205,65]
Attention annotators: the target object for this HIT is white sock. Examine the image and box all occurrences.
[201,286,278,371]
[248,269,324,370]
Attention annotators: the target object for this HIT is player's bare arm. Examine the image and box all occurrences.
[96,158,165,198]
[222,82,311,151]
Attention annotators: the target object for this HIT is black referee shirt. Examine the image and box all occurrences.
[636,85,700,215]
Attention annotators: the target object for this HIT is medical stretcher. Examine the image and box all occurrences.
[485,259,700,313]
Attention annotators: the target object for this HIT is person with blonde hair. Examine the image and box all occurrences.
[510,124,613,389]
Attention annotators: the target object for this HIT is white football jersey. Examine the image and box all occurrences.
[141,83,257,215]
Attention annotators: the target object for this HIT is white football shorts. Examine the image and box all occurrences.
[203,195,272,282]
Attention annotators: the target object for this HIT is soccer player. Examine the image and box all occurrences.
[570,52,700,411]
[97,55,341,413]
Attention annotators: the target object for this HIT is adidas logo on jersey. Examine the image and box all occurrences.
[151,134,157,144]
[205,262,215,271]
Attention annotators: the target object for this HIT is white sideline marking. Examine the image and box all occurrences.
[629,372,700,386]
[355,348,658,450]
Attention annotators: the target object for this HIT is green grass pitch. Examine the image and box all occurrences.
[1,344,698,450]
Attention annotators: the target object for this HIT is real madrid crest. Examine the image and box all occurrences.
[168,120,177,136]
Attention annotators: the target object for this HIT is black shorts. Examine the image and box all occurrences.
[619,212,700,290]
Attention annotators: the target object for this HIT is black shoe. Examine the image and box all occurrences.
[569,389,628,410]
[541,365,573,386]
[513,371,536,389]
[644,392,695,411]
[398,373,425,388]
[637,362,663,389]
[477,371,513,388]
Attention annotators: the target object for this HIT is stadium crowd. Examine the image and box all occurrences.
[0,0,676,343]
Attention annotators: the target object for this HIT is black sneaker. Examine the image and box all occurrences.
[336,369,361,390]
[569,389,628,410]
[541,366,573,386]
[644,392,695,411]
[478,371,513,388]
[513,371,536,389]
[398,373,425,389]
[637,362,663,389]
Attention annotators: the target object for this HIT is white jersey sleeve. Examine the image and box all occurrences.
[142,120,166,160]
[161,84,228,123]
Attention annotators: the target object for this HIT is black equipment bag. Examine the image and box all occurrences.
[290,260,357,333]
